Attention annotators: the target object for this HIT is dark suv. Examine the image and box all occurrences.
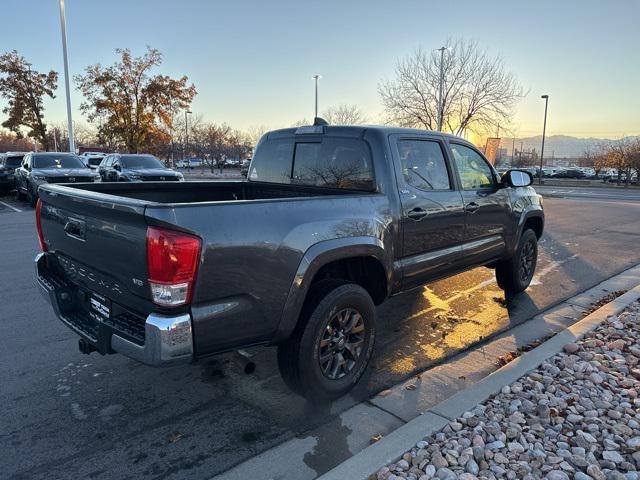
[98,154,183,182]
[0,152,26,193]
[15,152,100,207]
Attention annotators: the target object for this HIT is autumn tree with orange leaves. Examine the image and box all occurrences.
[0,51,58,150]
[75,47,196,153]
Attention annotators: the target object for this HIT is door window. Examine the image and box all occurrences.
[398,140,451,191]
[450,144,495,190]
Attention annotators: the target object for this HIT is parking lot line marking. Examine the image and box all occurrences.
[0,201,22,213]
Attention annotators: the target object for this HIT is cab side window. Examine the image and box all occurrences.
[398,140,451,190]
[450,143,495,190]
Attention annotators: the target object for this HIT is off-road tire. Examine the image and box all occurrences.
[27,186,37,208]
[277,279,376,403]
[15,185,25,201]
[496,228,538,293]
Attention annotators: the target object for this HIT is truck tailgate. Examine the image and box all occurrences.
[38,185,153,312]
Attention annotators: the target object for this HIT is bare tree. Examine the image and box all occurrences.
[291,118,311,127]
[322,104,367,125]
[0,129,34,151]
[245,124,269,146]
[378,39,524,136]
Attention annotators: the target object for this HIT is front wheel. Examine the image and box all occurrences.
[15,183,25,201]
[277,280,376,403]
[496,229,538,293]
[27,186,38,208]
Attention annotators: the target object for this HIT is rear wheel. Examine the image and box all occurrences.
[277,280,376,403]
[496,229,538,293]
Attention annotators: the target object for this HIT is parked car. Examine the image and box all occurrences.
[98,154,184,182]
[240,158,251,177]
[15,152,100,207]
[176,158,203,169]
[608,171,638,184]
[0,151,27,193]
[35,125,543,401]
[554,168,586,179]
[81,152,107,171]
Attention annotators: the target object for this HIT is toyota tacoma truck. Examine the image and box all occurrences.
[35,123,543,401]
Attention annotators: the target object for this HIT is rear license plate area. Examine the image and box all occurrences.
[86,291,111,322]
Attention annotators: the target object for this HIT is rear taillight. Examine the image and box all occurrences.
[35,199,48,252]
[146,227,201,306]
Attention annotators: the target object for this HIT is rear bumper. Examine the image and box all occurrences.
[35,253,193,366]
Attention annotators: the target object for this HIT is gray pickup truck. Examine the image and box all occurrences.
[35,123,543,401]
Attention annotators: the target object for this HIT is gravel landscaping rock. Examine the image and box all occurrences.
[373,302,640,480]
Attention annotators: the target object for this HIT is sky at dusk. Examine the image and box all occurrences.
[1,0,639,139]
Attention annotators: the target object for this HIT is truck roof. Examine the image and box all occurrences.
[265,124,472,144]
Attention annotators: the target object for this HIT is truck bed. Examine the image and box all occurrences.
[37,179,384,354]
[59,180,362,204]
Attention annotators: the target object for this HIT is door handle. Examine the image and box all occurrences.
[465,202,480,213]
[406,207,428,220]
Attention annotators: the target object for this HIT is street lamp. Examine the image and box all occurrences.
[539,95,549,185]
[312,74,322,119]
[434,46,448,131]
[184,110,192,162]
[58,0,75,153]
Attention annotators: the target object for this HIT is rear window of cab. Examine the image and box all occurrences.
[249,137,375,191]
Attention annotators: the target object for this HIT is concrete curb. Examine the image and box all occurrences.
[318,285,640,480]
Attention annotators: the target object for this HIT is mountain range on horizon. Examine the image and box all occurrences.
[498,135,639,158]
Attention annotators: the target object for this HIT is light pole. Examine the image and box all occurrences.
[58,0,75,153]
[312,74,322,119]
[539,95,549,185]
[184,110,192,162]
[435,46,447,131]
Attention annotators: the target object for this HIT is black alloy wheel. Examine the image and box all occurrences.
[318,307,366,380]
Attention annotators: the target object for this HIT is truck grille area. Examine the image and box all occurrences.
[141,176,179,181]
[46,176,94,183]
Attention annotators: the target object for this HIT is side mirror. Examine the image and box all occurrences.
[114,164,121,171]
[502,169,532,188]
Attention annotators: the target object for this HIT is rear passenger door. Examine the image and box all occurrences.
[448,142,512,265]
[391,135,466,289]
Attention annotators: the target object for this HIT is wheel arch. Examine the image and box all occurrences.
[273,237,391,343]
[520,211,544,239]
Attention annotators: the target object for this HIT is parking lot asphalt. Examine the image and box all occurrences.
[536,184,640,202]
[2,189,640,480]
